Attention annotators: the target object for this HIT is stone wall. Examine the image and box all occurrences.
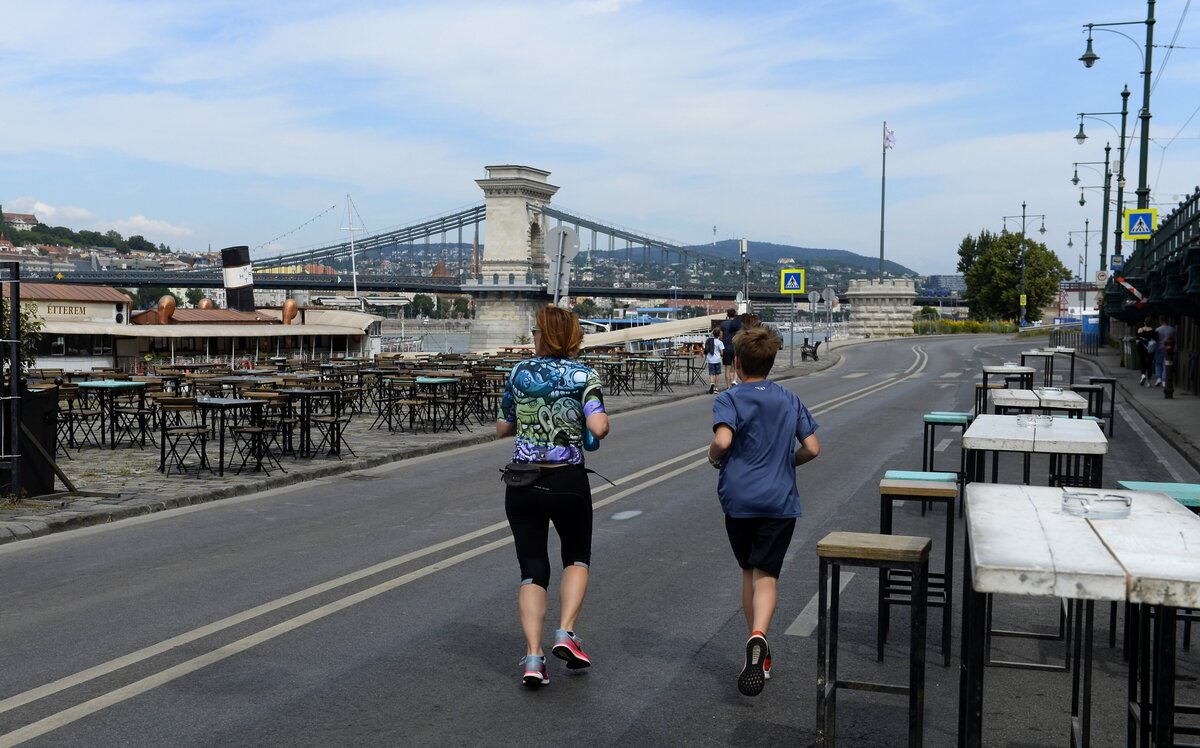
[845,278,917,337]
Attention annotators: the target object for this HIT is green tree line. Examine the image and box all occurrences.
[0,216,172,254]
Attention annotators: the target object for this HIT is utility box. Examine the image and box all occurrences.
[0,386,59,497]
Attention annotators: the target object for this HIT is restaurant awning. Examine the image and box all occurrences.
[41,322,367,338]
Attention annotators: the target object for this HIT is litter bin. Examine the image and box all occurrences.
[0,386,59,497]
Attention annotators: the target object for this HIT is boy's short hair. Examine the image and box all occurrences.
[732,325,781,377]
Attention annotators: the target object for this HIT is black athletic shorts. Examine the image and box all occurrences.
[505,465,593,588]
[721,348,735,366]
[724,516,797,578]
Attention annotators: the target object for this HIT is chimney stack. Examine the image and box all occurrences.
[221,245,255,312]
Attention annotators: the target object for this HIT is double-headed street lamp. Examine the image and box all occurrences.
[1001,202,1047,326]
[1080,1,1155,262]
[1075,86,1131,268]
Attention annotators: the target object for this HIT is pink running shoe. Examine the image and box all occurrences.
[521,654,549,687]
[551,629,592,669]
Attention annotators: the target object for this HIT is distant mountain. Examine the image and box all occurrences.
[688,239,918,278]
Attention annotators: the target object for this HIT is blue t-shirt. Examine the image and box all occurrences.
[499,356,605,465]
[712,379,818,518]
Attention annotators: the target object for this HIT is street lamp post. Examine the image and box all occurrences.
[1071,146,1113,272]
[1067,220,1098,316]
[1002,203,1048,326]
[1074,86,1131,267]
[1080,1,1155,263]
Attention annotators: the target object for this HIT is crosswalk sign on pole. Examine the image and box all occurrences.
[1123,208,1158,241]
[779,269,806,294]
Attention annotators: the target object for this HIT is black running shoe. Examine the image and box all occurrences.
[738,634,768,696]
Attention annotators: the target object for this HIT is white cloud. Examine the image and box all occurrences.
[104,215,194,241]
[3,198,96,224]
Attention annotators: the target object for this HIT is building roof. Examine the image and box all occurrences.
[41,321,370,338]
[130,308,278,325]
[2,283,131,304]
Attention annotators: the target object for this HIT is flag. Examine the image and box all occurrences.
[1079,255,1085,266]
[884,128,896,150]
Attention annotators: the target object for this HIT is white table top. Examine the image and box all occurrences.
[967,484,1200,607]
[982,364,1036,375]
[990,389,1040,408]
[962,414,1108,454]
[1033,388,1087,410]
[1021,350,1055,358]
[1043,347,1076,354]
[966,483,1127,600]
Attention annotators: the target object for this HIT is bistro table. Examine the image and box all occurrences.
[630,357,671,392]
[207,376,280,395]
[962,414,1107,488]
[1044,346,1078,385]
[1032,387,1088,418]
[981,364,1035,390]
[415,376,460,431]
[278,388,341,457]
[960,484,1200,747]
[1020,349,1057,386]
[77,380,147,448]
[989,388,1040,414]
[195,396,265,476]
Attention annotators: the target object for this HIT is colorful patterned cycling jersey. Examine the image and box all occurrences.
[499,356,606,465]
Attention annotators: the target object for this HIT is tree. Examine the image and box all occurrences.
[450,298,470,318]
[409,294,435,318]
[957,229,999,276]
[126,235,156,254]
[184,289,206,307]
[135,287,175,309]
[573,298,600,319]
[1,299,45,373]
[961,231,1069,322]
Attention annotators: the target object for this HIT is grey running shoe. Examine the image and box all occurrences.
[521,654,549,687]
[551,629,591,669]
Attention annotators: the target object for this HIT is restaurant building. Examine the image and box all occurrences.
[12,283,382,372]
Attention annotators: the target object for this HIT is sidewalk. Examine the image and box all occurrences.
[1078,345,1200,470]
[0,351,840,544]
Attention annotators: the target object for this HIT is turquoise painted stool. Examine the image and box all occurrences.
[922,412,971,475]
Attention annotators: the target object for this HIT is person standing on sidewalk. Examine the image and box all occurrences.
[720,308,743,389]
[708,324,820,696]
[1154,315,1177,386]
[1135,317,1158,386]
[704,328,725,394]
[496,304,609,688]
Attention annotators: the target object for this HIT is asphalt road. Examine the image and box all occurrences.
[0,336,1195,747]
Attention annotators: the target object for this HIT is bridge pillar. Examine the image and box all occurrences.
[466,165,559,351]
[845,278,917,337]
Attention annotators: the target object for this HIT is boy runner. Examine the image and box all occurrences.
[708,324,820,696]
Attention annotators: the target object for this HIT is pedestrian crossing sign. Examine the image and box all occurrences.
[780,269,806,294]
[1123,208,1157,241]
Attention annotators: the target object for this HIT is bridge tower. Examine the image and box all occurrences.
[466,165,559,351]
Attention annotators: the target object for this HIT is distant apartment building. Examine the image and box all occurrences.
[925,274,966,294]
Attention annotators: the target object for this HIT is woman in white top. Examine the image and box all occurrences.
[704,328,725,394]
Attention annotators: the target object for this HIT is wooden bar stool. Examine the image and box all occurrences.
[879,478,957,666]
[817,531,930,747]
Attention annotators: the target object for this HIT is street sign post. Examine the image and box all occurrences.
[1123,208,1157,241]
[779,269,806,294]
[545,226,580,306]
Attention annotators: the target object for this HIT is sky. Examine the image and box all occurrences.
[3,0,1199,276]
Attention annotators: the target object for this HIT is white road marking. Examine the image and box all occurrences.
[0,346,936,742]
[935,438,953,453]
[784,572,856,637]
[842,372,868,379]
[939,372,962,379]
[611,510,642,520]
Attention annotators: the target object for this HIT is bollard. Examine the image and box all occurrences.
[1164,337,1176,399]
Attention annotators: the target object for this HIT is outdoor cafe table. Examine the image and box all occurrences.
[1032,387,1088,417]
[1020,349,1056,386]
[278,388,341,457]
[1044,346,1078,385]
[415,376,459,431]
[664,353,704,385]
[989,388,1087,417]
[194,396,264,476]
[207,376,280,395]
[962,414,1107,488]
[77,380,147,448]
[980,364,1035,391]
[960,484,1200,746]
[630,357,671,392]
[989,388,1040,414]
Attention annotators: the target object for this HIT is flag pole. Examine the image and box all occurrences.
[879,121,888,281]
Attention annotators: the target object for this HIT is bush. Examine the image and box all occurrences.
[913,318,1018,335]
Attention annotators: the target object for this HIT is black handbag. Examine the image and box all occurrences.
[500,462,543,487]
